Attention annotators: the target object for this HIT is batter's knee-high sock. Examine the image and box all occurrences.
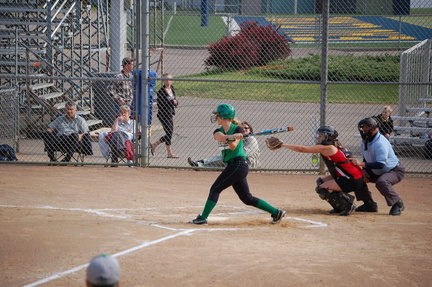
[201,200,217,219]
[256,199,279,216]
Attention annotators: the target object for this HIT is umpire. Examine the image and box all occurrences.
[350,118,405,216]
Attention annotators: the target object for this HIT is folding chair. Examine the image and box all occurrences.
[42,132,93,164]
[99,114,141,167]
[104,131,141,167]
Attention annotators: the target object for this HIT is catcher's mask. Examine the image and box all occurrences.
[211,103,236,123]
[317,126,338,145]
[358,117,378,141]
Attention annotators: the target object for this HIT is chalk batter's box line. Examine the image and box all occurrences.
[24,219,327,286]
[1,204,328,228]
[13,204,326,286]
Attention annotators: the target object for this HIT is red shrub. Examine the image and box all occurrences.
[205,21,291,70]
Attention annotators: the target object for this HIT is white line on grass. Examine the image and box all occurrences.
[164,15,174,39]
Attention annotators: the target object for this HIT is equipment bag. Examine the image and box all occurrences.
[0,144,18,161]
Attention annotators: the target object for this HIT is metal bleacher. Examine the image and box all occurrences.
[0,0,109,136]
[393,98,432,142]
[392,39,432,153]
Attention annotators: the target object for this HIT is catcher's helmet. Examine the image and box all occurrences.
[317,126,338,145]
[317,126,338,140]
[213,103,236,119]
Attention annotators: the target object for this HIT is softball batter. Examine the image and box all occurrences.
[189,103,286,225]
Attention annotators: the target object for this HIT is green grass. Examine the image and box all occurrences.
[411,8,432,14]
[175,72,399,104]
[160,11,423,104]
[157,15,227,46]
[387,16,432,28]
[248,54,400,82]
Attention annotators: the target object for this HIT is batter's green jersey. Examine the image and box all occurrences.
[214,124,246,163]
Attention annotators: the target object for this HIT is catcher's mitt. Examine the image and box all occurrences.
[266,137,283,150]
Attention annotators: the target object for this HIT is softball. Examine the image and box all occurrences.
[311,154,319,165]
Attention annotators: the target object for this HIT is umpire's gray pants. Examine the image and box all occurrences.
[367,165,405,206]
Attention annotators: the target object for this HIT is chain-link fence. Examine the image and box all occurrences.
[0,0,431,174]
[0,86,19,151]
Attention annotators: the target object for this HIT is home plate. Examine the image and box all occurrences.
[208,216,229,222]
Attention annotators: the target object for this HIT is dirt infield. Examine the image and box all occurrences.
[0,165,431,287]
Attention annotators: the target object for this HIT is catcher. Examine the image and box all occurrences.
[266,126,363,216]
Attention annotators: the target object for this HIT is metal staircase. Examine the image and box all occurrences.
[0,0,109,135]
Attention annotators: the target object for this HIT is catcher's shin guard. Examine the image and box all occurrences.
[327,192,355,213]
[316,186,331,200]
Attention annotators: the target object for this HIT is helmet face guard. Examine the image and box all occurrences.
[358,117,378,141]
[210,113,218,123]
[358,117,378,150]
[211,103,236,123]
[317,126,338,145]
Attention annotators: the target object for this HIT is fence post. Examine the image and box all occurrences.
[319,0,330,174]
[421,39,431,101]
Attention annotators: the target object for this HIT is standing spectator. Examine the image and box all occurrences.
[86,254,120,287]
[108,57,134,111]
[350,117,405,216]
[187,121,260,168]
[150,73,179,158]
[373,106,394,140]
[42,102,89,162]
[188,103,285,225]
[265,126,362,216]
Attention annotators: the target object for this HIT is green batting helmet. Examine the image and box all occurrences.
[213,103,236,119]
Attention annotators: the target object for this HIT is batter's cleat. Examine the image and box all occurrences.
[355,200,378,212]
[339,204,357,216]
[271,209,286,224]
[329,209,342,214]
[188,214,207,225]
[389,199,405,216]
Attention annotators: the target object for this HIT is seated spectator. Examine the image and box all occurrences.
[98,105,136,165]
[188,121,260,168]
[373,106,393,140]
[42,102,89,162]
[86,254,120,287]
